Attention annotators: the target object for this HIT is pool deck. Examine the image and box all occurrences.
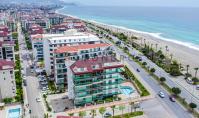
[119,82,140,100]
[0,104,22,118]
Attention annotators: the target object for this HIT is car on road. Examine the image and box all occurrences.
[186,78,193,84]
[36,98,41,102]
[104,112,112,118]
[158,91,165,98]
[136,68,140,72]
[169,96,176,102]
[196,85,199,90]
[23,79,27,86]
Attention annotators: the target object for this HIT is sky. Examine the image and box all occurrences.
[64,0,199,7]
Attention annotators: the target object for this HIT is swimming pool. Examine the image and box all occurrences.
[120,86,134,95]
[8,108,21,118]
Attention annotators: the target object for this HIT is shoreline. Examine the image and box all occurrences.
[56,9,199,76]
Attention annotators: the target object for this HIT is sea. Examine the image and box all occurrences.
[57,6,199,51]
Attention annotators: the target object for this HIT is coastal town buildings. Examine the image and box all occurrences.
[54,43,112,89]
[0,41,15,61]
[69,56,124,106]
[43,29,101,76]
[0,59,16,101]
[30,34,44,61]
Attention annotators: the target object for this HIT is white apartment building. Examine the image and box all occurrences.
[0,59,16,101]
[43,29,101,76]
[0,41,15,61]
[30,34,44,61]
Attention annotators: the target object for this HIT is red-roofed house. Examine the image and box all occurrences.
[57,116,80,118]
[0,59,16,100]
[29,24,44,35]
[69,56,124,106]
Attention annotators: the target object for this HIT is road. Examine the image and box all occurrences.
[98,31,193,118]
[18,23,45,118]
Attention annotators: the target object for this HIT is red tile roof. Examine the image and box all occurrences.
[55,43,111,54]
[31,34,43,40]
[0,59,14,70]
[70,56,123,75]
[57,116,80,118]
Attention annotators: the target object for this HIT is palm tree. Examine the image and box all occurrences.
[111,105,116,117]
[129,102,134,113]
[165,45,168,55]
[79,111,86,118]
[186,65,190,74]
[119,105,125,116]
[91,109,96,118]
[194,67,199,78]
[170,54,173,61]
[144,39,146,47]
[155,43,158,51]
[99,107,106,118]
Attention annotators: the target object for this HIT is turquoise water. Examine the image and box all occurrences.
[8,108,20,118]
[58,6,199,50]
[120,86,134,95]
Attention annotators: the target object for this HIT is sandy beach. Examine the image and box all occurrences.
[90,21,199,76]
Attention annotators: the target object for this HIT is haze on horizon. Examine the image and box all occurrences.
[64,0,199,7]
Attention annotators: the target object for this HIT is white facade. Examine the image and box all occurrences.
[43,30,101,75]
[0,63,16,100]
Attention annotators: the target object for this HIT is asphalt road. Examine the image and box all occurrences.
[18,23,45,118]
[102,33,193,118]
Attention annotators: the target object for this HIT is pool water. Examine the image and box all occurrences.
[120,86,134,95]
[8,108,20,118]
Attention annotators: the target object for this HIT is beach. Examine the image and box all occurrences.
[89,21,199,76]
[56,7,199,76]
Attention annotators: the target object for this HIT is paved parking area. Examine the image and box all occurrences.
[47,93,74,113]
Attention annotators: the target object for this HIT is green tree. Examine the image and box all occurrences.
[150,68,156,73]
[111,105,116,118]
[189,103,197,112]
[99,107,106,118]
[119,105,125,116]
[169,61,181,76]
[79,111,86,117]
[171,87,181,96]
[142,62,147,66]
[160,77,166,84]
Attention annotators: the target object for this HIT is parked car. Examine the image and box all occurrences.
[186,78,193,84]
[136,68,140,72]
[196,85,199,90]
[169,96,176,102]
[36,98,41,102]
[104,112,112,118]
[158,91,165,98]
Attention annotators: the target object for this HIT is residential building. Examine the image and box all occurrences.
[53,43,112,89]
[30,34,44,61]
[43,29,101,75]
[0,59,16,101]
[69,56,124,106]
[0,41,15,61]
